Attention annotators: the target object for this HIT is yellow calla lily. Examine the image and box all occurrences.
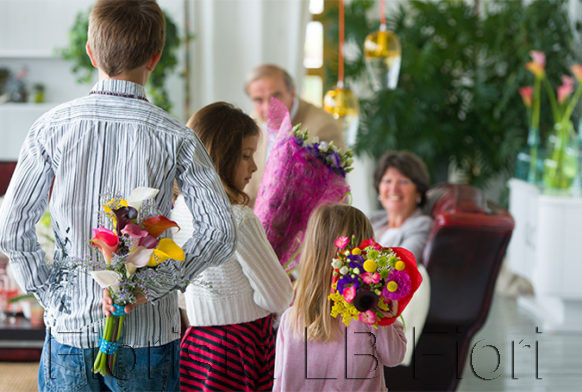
[148,238,185,267]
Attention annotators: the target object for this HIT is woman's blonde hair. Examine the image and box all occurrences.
[289,204,374,342]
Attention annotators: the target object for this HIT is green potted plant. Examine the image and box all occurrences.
[59,8,181,112]
[323,0,582,198]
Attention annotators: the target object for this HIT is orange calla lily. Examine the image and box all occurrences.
[525,62,545,78]
[142,215,180,237]
[570,64,582,82]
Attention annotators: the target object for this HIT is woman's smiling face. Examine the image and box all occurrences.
[378,167,420,218]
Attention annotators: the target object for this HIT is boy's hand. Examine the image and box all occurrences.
[102,289,147,317]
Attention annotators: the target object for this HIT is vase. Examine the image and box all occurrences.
[515,126,543,185]
[571,118,582,196]
[542,121,578,191]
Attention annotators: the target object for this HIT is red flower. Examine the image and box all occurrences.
[359,238,381,250]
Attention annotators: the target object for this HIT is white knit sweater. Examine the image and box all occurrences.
[171,195,293,326]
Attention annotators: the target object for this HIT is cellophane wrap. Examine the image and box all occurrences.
[254,98,350,272]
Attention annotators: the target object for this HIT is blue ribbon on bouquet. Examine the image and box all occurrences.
[111,304,126,317]
[99,337,120,355]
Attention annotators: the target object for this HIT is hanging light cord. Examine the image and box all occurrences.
[380,0,386,29]
[338,0,345,87]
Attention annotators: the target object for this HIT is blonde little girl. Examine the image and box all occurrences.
[274,204,406,391]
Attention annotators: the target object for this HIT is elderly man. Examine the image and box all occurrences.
[244,64,345,206]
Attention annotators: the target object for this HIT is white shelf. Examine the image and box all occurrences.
[507,178,582,331]
[0,50,58,59]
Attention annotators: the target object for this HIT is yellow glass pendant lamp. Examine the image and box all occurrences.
[324,82,359,146]
[364,0,401,90]
[323,0,359,147]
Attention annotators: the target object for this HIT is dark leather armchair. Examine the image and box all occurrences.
[0,161,17,197]
[385,183,514,391]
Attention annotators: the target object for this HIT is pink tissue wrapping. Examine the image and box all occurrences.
[254,98,350,272]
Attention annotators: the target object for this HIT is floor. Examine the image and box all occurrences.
[1,294,581,391]
[457,294,582,391]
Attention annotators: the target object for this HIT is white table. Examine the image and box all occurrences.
[507,178,582,331]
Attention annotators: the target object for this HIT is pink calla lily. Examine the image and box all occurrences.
[142,216,180,238]
[561,75,575,88]
[530,50,546,67]
[90,226,119,264]
[519,86,533,108]
[121,222,149,238]
[558,83,574,104]
[139,234,159,249]
[125,246,154,275]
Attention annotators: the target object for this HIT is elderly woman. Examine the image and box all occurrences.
[369,150,432,366]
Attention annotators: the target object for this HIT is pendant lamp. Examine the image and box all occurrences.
[323,0,360,147]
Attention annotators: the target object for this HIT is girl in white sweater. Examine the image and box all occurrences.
[172,102,293,392]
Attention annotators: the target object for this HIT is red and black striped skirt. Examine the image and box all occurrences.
[179,315,275,391]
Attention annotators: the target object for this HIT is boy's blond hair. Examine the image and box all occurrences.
[88,0,166,77]
[289,204,374,342]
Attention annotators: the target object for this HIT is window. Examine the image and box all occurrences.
[301,0,327,107]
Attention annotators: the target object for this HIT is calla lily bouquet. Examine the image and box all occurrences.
[89,187,185,376]
[519,50,582,189]
[328,236,422,329]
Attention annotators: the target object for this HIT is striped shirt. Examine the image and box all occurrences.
[0,79,236,348]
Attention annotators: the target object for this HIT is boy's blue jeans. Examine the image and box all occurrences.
[38,333,179,392]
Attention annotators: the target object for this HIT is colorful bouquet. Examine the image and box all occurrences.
[88,187,185,376]
[329,236,422,328]
[254,97,353,272]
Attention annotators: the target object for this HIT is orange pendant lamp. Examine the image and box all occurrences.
[364,0,401,91]
[323,0,359,147]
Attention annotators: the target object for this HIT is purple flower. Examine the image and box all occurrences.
[353,288,379,312]
[113,206,138,233]
[348,254,364,269]
[293,136,304,146]
[329,151,342,169]
[337,275,359,294]
[382,270,411,301]
[306,144,320,157]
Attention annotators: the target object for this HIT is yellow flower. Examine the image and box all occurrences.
[363,259,377,273]
[378,298,390,311]
[387,281,398,292]
[148,238,185,267]
[525,62,545,78]
[351,247,362,255]
[395,261,405,271]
